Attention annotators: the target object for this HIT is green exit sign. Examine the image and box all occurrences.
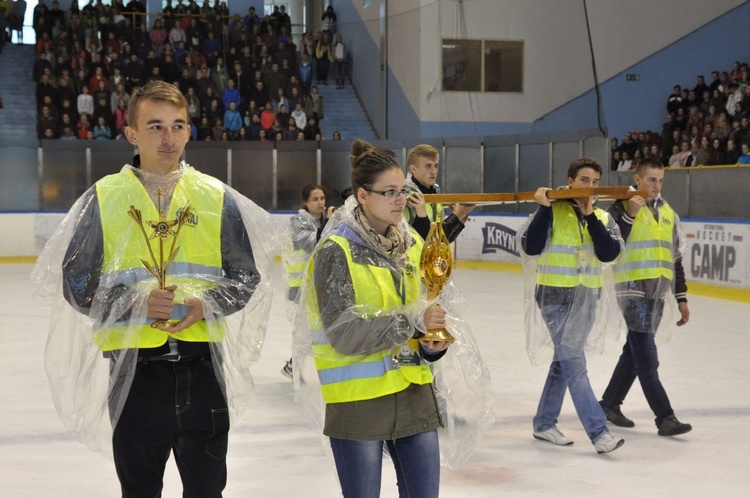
[626,74,640,82]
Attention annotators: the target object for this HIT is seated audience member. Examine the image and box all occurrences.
[707,138,726,165]
[276,104,290,128]
[676,141,691,166]
[211,117,225,141]
[269,119,284,138]
[726,139,741,164]
[611,151,621,171]
[668,145,681,167]
[685,139,706,166]
[114,99,128,136]
[37,105,58,139]
[616,151,632,171]
[630,149,642,170]
[76,113,92,139]
[92,116,112,140]
[292,103,307,130]
[304,116,321,140]
[77,85,95,118]
[60,126,77,140]
[260,102,276,130]
[247,114,262,140]
[282,118,298,141]
[197,115,212,140]
[738,143,750,164]
[223,101,243,139]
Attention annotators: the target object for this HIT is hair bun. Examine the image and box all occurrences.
[349,139,373,169]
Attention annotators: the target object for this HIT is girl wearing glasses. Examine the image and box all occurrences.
[293,139,494,497]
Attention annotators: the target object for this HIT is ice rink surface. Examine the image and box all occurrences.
[1,263,749,497]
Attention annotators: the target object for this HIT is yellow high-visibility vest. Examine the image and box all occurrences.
[536,202,608,289]
[94,167,224,351]
[614,201,675,283]
[306,230,433,404]
[285,248,308,289]
[284,212,317,289]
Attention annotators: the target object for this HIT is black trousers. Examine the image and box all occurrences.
[112,357,230,498]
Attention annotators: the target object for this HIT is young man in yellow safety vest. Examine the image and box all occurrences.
[599,157,692,437]
[404,144,473,241]
[38,81,273,496]
[521,157,625,454]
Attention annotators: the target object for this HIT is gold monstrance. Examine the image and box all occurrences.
[127,187,192,329]
[419,213,455,343]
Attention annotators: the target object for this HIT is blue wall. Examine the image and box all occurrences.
[418,1,750,140]
[594,1,750,141]
[336,0,386,137]
[332,1,750,140]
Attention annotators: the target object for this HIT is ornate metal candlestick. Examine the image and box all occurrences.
[127,187,192,329]
[419,213,455,343]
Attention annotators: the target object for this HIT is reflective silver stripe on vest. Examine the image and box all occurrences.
[318,356,396,385]
[110,302,193,329]
[311,328,328,345]
[287,254,309,264]
[538,264,603,276]
[546,244,580,255]
[627,240,674,251]
[105,262,223,286]
[615,260,674,272]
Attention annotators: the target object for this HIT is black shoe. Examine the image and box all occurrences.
[600,401,635,428]
[658,415,692,436]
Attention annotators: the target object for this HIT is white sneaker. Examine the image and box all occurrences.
[281,360,293,381]
[533,426,574,446]
[593,432,624,454]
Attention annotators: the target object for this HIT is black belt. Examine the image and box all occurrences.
[136,354,211,364]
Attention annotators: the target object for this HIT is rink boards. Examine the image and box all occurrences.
[1,211,749,291]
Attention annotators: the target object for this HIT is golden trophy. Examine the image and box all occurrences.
[419,213,455,343]
[127,187,193,329]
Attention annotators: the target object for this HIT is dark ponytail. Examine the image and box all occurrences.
[349,139,400,194]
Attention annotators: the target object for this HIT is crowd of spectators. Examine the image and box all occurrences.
[612,63,750,170]
[31,0,348,143]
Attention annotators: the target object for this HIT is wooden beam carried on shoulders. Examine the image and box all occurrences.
[423,187,647,206]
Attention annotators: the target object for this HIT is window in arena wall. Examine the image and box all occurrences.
[442,39,482,92]
[484,40,524,93]
[442,39,524,93]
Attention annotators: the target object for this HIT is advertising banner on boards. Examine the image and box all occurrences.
[455,214,750,290]
[682,220,749,288]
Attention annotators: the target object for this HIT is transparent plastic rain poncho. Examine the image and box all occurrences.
[291,196,495,469]
[283,208,324,321]
[609,195,687,339]
[518,201,624,366]
[31,163,280,457]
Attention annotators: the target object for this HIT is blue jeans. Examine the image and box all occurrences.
[533,303,608,442]
[330,430,440,498]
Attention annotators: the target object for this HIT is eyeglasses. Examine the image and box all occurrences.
[365,188,411,199]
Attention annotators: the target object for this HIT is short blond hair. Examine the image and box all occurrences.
[406,144,439,168]
[127,81,188,129]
